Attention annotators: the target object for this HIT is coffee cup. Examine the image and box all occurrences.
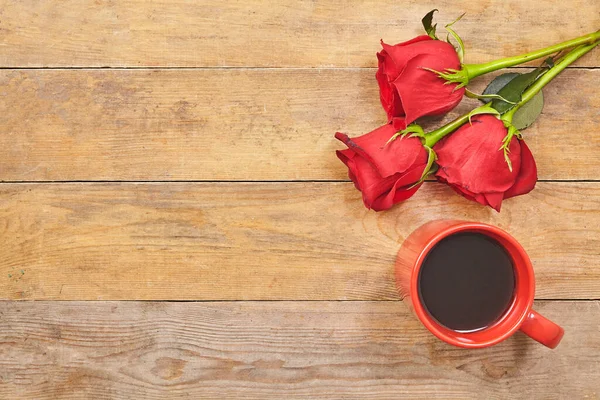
[396,220,564,349]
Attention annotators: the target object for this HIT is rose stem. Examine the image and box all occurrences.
[425,41,599,148]
[503,41,599,121]
[463,31,600,81]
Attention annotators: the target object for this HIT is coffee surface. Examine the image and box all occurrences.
[418,232,515,332]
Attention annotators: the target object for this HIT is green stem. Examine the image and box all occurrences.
[506,41,599,120]
[423,114,471,148]
[423,39,599,148]
[463,31,600,80]
[424,102,500,147]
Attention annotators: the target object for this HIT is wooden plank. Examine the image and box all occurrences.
[1,69,598,181]
[1,1,598,67]
[0,300,598,399]
[0,182,598,300]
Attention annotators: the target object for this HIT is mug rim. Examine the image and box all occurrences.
[409,222,536,348]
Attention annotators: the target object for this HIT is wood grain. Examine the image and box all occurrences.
[1,182,598,301]
[1,2,598,398]
[1,69,598,181]
[0,0,598,67]
[0,300,598,399]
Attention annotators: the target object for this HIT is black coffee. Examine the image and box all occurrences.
[418,232,515,332]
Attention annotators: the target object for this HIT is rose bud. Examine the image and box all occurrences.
[434,114,537,211]
[376,36,464,127]
[335,124,432,211]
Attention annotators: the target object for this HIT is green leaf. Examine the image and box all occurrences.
[490,69,545,114]
[465,88,515,103]
[481,73,520,103]
[512,90,544,130]
[483,72,545,130]
[422,9,438,39]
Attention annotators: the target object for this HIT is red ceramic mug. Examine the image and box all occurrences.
[396,220,564,349]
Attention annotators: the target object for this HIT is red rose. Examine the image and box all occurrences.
[434,114,537,211]
[335,124,429,211]
[376,36,464,127]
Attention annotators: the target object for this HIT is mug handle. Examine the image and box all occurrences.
[519,310,564,349]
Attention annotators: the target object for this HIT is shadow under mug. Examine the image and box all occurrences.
[395,220,564,349]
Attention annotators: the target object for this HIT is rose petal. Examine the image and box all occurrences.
[378,36,434,81]
[394,50,463,124]
[504,140,538,199]
[370,164,426,211]
[336,149,361,190]
[335,125,428,178]
[445,178,486,206]
[483,192,504,212]
[376,35,440,121]
[437,174,503,210]
[434,115,521,194]
[391,117,407,131]
[375,61,398,120]
[346,153,408,208]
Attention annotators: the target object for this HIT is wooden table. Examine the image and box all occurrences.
[1,1,599,398]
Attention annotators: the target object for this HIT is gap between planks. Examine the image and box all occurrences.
[0,66,598,70]
[1,299,593,302]
[1,180,599,184]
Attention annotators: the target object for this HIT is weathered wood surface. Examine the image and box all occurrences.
[1,301,598,399]
[1,0,598,67]
[1,69,598,181]
[1,182,598,301]
[1,1,599,398]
